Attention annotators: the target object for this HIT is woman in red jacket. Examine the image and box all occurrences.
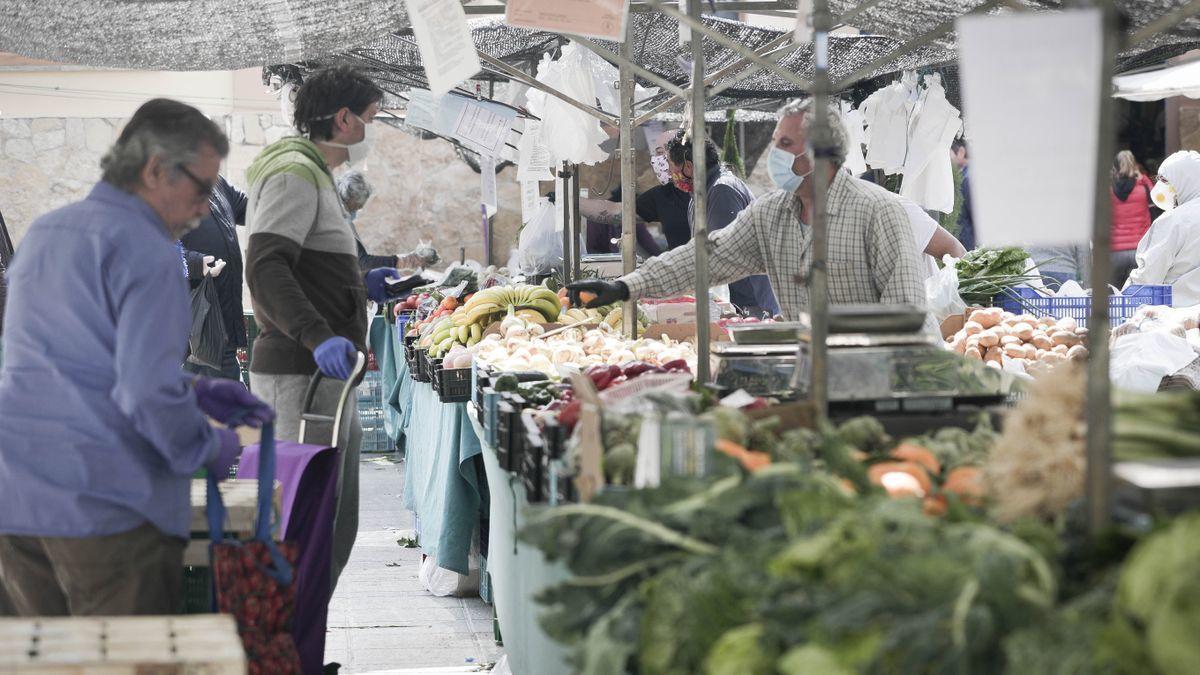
[1111,150,1154,287]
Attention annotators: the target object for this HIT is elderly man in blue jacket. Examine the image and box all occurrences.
[0,98,273,616]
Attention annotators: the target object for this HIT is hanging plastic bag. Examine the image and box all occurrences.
[925,257,967,321]
[188,276,227,370]
[526,43,610,166]
[517,199,563,275]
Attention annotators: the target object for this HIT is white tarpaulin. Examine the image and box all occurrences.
[1114,58,1200,101]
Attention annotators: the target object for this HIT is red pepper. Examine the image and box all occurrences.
[622,361,659,378]
[558,399,582,431]
[586,364,622,390]
[661,359,691,373]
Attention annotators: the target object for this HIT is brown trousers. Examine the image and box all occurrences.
[0,522,185,616]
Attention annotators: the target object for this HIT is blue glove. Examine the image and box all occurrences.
[314,336,356,380]
[206,428,242,481]
[364,267,401,303]
[194,377,275,428]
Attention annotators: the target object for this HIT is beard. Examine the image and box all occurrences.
[168,217,202,240]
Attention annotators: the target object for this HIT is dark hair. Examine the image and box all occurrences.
[951,137,968,155]
[100,98,229,190]
[293,66,384,141]
[666,128,721,170]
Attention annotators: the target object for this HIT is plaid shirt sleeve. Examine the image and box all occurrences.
[867,192,927,306]
[622,201,766,299]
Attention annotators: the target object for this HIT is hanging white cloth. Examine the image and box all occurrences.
[900,76,961,213]
[525,42,611,166]
[862,72,917,174]
[840,100,868,177]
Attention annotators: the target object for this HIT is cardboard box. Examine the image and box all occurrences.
[641,302,697,325]
[643,323,730,342]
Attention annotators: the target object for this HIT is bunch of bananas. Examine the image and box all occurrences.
[420,316,484,358]
[452,284,562,330]
[558,307,607,324]
[602,306,650,334]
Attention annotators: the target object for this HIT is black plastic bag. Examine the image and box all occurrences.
[189,276,227,369]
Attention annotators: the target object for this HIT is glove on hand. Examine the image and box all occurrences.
[566,279,629,308]
[194,377,274,428]
[365,267,401,303]
[206,428,242,481]
[314,337,357,380]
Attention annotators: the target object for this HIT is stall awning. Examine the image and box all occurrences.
[1114,57,1200,101]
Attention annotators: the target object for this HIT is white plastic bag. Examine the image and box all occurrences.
[925,258,967,321]
[517,199,562,275]
[1110,331,1198,393]
[418,554,480,597]
[526,43,611,166]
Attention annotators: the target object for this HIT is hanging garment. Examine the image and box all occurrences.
[900,78,961,213]
[840,100,868,177]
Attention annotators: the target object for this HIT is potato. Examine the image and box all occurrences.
[965,335,981,351]
[963,321,983,336]
[1001,335,1022,346]
[1067,345,1089,361]
[1031,333,1052,350]
[1012,322,1035,341]
[1004,343,1026,359]
[992,324,1011,338]
[1051,331,1082,347]
[985,360,1002,369]
[978,330,1000,348]
[1041,352,1065,364]
[949,337,966,354]
[964,346,983,360]
[1036,348,1048,359]
[1018,314,1039,325]
[974,307,1004,329]
[951,329,968,343]
[1023,343,1038,360]
[1037,315,1057,327]
[1056,316,1078,332]
[985,346,1004,363]
[1052,344,1069,355]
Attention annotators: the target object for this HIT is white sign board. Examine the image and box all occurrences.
[957,10,1102,246]
[403,0,481,97]
[505,0,630,42]
[454,101,517,158]
[517,119,554,181]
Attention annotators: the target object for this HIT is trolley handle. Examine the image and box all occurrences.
[299,351,367,446]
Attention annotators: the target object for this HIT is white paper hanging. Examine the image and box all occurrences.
[677,0,690,44]
[403,0,481,97]
[404,88,440,132]
[554,172,566,232]
[957,10,1102,247]
[481,156,498,217]
[517,119,554,181]
[504,0,630,42]
[520,181,539,224]
[453,100,518,158]
[794,0,814,43]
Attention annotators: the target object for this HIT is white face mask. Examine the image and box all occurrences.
[1152,180,1177,211]
[767,145,812,193]
[320,113,374,168]
[650,154,672,185]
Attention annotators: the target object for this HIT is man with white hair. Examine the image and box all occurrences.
[334,170,441,272]
[1125,150,1200,306]
[566,99,926,320]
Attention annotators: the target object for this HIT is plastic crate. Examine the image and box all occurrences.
[993,284,1171,328]
[413,349,432,383]
[438,367,473,403]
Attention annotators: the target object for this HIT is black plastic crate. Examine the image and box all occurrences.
[520,419,545,503]
[474,364,492,410]
[439,367,473,403]
[414,349,431,383]
[494,395,525,472]
[430,358,444,394]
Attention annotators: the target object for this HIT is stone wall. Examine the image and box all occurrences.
[0,114,524,264]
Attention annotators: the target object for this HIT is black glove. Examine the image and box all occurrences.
[567,279,629,308]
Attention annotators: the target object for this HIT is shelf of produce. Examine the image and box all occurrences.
[468,409,572,675]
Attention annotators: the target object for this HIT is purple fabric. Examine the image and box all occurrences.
[239,440,339,675]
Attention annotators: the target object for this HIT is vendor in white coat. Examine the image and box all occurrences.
[1125,150,1200,305]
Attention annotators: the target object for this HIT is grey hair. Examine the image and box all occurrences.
[776,98,848,167]
[336,170,373,211]
[100,98,228,190]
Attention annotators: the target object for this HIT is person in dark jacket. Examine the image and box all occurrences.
[584,186,663,256]
[1111,150,1155,287]
[335,170,440,272]
[180,175,247,381]
[951,138,975,251]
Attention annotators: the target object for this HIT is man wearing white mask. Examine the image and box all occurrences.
[1125,150,1200,306]
[566,98,926,321]
[244,65,392,593]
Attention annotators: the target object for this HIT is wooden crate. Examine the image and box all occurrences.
[0,615,245,673]
[186,479,281,567]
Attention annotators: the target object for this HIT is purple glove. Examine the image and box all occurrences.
[206,428,242,481]
[194,377,275,428]
[365,267,401,303]
[313,336,357,380]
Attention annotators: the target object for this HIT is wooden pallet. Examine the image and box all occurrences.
[186,479,281,567]
[0,615,245,673]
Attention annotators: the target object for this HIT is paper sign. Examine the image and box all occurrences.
[517,119,554,181]
[454,101,517,158]
[794,0,813,42]
[957,10,1102,247]
[505,0,630,42]
[678,0,690,43]
[403,0,481,97]
[521,180,539,224]
[404,88,440,132]
[481,156,498,217]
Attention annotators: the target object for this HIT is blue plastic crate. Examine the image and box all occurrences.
[994,284,1171,327]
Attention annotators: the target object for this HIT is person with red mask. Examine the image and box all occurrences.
[665,129,779,317]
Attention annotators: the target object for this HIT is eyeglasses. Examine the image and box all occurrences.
[176,163,215,202]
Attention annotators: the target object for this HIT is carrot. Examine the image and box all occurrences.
[715,439,772,473]
[867,461,933,496]
[943,466,985,506]
[890,442,941,476]
[923,494,947,516]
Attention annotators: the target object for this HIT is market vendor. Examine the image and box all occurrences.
[335,169,442,272]
[0,99,273,616]
[1124,149,1200,305]
[568,99,926,320]
[245,66,400,595]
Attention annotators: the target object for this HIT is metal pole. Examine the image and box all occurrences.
[619,35,639,339]
[571,163,582,281]
[809,0,833,415]
[477,52,619,126]
[561,161,573,285]
[690,0,711,384]
[573,36,686,98]
[1086,2,1118,536]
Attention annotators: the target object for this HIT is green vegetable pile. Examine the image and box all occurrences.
[1114,389,1200,461]
[954,246,1041,307]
